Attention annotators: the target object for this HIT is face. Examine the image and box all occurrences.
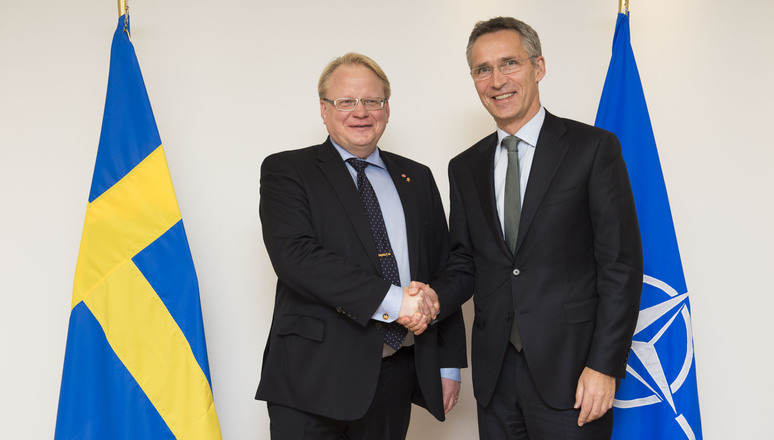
[470,30,545,134]
[320,64,390,158]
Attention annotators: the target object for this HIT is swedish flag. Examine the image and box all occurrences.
[596,12,702,440]
[55,15,222,439]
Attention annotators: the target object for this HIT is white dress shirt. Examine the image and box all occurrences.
[493,106,546,236]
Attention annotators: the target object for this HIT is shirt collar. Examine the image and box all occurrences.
[496,105,546,149]
[331,139,386,169]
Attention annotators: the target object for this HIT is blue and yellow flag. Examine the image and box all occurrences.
[596,12,702,440]
[55,15,222,439]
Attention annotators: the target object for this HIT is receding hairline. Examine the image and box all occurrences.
[317,52,392,100]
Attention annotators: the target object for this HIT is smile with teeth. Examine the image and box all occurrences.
[494,92,515,100]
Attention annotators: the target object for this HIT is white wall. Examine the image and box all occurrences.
[1,0,772,438]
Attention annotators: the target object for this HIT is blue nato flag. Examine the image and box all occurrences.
[595,12,703,440]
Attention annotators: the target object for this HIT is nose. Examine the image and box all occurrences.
[352,100,369,116]
[490,67,508,88]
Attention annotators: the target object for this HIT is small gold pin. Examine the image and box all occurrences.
[378,252,392,257]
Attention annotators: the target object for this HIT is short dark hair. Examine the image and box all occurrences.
[466,16,542,67]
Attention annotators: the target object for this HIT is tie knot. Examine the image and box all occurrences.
[502,136,520,153]
[347,158,369,173]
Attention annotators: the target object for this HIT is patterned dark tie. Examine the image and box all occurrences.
[502,135,523,350]
[347,158,408,351]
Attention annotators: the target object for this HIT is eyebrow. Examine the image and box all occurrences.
[473,56,518,68]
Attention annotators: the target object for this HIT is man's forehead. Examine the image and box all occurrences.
[330,65,376,82]
[328,66,381,94]
[472,33,525,61]
[331,63,373,77]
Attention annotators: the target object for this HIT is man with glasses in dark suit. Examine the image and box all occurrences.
[430,17,643,439]
[255,52,467,440]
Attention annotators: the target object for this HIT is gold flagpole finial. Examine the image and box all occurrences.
[118,0,130,36]
[619,0,629,14]
[118,0,128,17]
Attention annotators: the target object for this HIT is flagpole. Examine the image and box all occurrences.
[619,0,629,13]
[118,0,127,17]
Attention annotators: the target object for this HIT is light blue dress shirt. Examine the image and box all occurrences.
[333,143,408,322]
[333,141,460,382]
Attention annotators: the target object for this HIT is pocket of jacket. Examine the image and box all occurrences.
[563,297,598,324]
[541,185,583,208]
[473,315,487,330]
[276,314,326,342]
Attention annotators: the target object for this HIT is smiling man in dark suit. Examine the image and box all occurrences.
[429,17,643,439]
[255,53,467,440]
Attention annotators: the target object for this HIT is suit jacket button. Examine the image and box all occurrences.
[512,269,520,276]
[375,322,383,330]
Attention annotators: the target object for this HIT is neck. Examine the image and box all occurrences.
[497,102,541,135]
[345,145,377,159]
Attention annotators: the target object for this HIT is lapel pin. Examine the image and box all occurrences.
[401,173,410,183]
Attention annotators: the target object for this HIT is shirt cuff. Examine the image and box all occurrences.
[371,285,403,322]
[440,368,461,382]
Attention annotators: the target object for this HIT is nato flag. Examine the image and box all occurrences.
[596,12,703,440]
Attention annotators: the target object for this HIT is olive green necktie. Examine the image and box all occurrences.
[503,135,523,350]
[503,135,521,254]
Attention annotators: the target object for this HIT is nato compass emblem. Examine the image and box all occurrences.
[613,275,700,440]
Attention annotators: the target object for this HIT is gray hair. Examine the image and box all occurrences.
[466,17,542,67]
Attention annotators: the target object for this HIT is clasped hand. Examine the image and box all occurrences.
[396,281,439,335]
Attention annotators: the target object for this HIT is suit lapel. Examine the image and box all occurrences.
[316,139,383,275]
[381,151,419,279]
[472,133,513,258]
[515,111,570,255]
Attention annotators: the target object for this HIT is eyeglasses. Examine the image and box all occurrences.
[323,97,386,112]
[470,56,535,82]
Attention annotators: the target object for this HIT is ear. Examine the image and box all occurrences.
[320,100,328,124]
[384,101,390,123]
[534,56,546,82]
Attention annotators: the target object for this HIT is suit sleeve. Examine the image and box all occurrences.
[431,159,476,322]
[425,168,468,369]
[586,132,643,378]
[260,152,390,327]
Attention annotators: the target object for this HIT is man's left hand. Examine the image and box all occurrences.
[574,367,615,426]
[396,281,439,335]
[408,281,439,320]
[442,378,461,414]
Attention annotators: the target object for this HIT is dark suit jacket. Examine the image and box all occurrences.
[255,138,467,421]
[433,110,643,410]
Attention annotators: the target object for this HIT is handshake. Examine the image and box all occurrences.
[397,281,439,336]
